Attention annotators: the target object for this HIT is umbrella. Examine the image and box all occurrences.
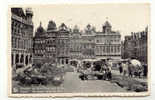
[130,59,141,67]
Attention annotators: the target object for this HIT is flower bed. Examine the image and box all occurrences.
[111,75,148,92]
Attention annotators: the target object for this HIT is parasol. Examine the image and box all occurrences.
[130,59,141,67]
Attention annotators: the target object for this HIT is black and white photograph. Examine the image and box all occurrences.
[9,3,150,97]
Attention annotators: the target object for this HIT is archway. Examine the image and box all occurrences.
[66,59,68,64]
[15,54,19,64]
[20,54,24,63]
[25,55,28,65]
[29,55,32,64]
[62,59,64,65]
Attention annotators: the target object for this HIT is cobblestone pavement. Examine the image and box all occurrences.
[13,68,129,93]
[63,72,127,93]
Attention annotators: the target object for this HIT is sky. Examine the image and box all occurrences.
[24,3,150,40]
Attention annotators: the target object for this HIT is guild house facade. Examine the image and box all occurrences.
[33,21,70,65]
[11,8,121,66]
[33,20,121,65]
[122,27,148,64]
[95,21,121,59]
[11,8,33,67]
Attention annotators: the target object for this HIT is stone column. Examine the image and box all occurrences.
[23,54,25,64]
[12,53,15,66]
[105,46,107,56]
[119,46,121,54]
[19,53,21,64]
[64,58,65,65]
[109,46,111,54]
[59,58,61,65]
[112,46,114,54]
[27,54,30,65]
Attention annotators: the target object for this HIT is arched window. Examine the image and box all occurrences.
[111,46,113,53]
[15,54,19,64]
[20,55,24,63]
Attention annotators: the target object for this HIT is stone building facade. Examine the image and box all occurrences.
[11,8,33,67]
[122,27,148,64]
[33,22,46,64]
[81,24,96,59]
[11,8,122,66]
[32,20,121,65]
[69,21,121,60]
[70,25,83,60]
[33,21,58,64]
[95,21,121,59]
[45,20,57,63]
[122,36,135,59]
[33,21,71,65]
[56,23,70,65]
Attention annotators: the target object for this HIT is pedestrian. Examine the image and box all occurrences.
[128,62,133,78]
[105,59,112,80]
[100,63,107,80]
[143,64,147,77]
[106,66,112,80]
[122,61,128,77]
[137,65,143,78]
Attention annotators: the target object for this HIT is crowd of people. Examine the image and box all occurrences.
[78,59,112,80]
[76,58,148,81]
[118,60,148,78]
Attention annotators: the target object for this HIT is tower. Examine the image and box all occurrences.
[103,21,112,33]
[103,18,112,33]
[26,8,33,24]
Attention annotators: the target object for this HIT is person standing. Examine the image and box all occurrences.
[122,61,128,77]
[106,59,112,80]
[128,62,133,78]
[143,64,148,77]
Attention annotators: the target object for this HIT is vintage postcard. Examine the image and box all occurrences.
[8,3,150,97]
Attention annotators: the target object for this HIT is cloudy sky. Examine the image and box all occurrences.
[24,3,150,40]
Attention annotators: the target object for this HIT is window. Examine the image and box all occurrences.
[66,59,68,64]
[111,46,113,53]
[103,46,105,52]
[115,46,117,53]
[117,46,120,52]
